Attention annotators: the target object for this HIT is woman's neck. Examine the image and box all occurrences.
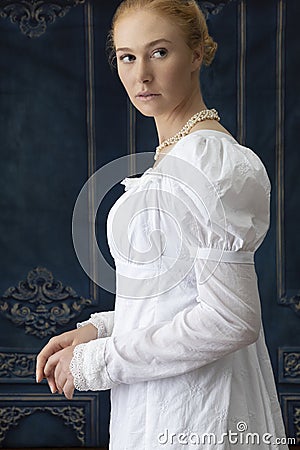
[154,89,207,145]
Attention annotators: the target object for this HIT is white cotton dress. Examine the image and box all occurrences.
[71,130,288,450]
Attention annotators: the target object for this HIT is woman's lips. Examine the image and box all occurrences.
[136,93,161,101]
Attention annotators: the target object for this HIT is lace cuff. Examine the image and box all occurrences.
[77,311,114,338]
[70,338,119,392]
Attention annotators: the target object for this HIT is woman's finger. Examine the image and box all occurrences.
[63,377,75,400]
[44,352,61,393]
[36,336,64,383]
[47,374,58,394]
[54,362,65,394]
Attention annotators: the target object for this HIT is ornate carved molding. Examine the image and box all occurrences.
[0,267,91,339]
[280,394,300,445]
[283,352,300,380]
[0,405,85,445]
[279,295,300,316]
[46,406,85,444]
[279,348,300,383]
[0,351,35,380]
[199,0,233,18]
[294,407,300,445]
[0,407,32,444]
[0,0,85,38]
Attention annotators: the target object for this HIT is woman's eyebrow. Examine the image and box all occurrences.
[116,38,172,53]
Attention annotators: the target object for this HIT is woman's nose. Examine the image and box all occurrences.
[136,59,152,83]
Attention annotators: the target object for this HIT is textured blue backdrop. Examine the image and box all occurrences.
[0,0,299,447]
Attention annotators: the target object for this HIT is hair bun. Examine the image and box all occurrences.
[203,35,218,66]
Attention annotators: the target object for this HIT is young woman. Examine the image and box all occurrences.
[36,1,288,448]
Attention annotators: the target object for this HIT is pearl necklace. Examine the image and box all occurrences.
[154,108,220,161]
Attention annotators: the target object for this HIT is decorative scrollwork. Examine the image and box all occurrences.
[294,407,300,444]
[283,352,300,379]
[0,405,85,445]
[199,0,233,18]
[0,0,85,38]
[44,406,85,445]
[279,295,300,316]
[0,267,92,339]
[0,407,32,444]
[0,352,35,379]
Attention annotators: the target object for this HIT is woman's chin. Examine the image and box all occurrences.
[130,99,164,117]
[139,110,156,118]
[132,105,155,117]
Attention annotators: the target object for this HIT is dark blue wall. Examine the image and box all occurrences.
[0,0,299,447]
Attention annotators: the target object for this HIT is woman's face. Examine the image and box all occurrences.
[114,9,201,118]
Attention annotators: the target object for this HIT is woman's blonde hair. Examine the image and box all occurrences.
[107,0,218,69]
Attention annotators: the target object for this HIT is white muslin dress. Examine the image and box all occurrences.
[71,130,288,449]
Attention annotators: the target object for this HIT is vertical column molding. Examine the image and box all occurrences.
[276,0,286,301]
[84,0,98,302]
[275,0,299,315]
[127,100,137,176]
[237,0,246,145]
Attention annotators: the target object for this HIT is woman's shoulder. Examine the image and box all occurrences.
[167,129,271,196]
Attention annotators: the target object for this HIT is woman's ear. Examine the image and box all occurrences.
[191,45,203,72]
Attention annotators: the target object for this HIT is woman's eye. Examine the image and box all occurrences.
[119,54,135,63]
[152,49,168,59]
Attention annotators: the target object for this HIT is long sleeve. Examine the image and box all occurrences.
[105,259,262,384]
[70,258,261,390]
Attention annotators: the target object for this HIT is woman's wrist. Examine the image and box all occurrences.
[73,323,98,345]
[77,313,112,338]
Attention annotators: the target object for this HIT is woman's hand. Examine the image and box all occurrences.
[36,324,98,394]
[43,345,77,400]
